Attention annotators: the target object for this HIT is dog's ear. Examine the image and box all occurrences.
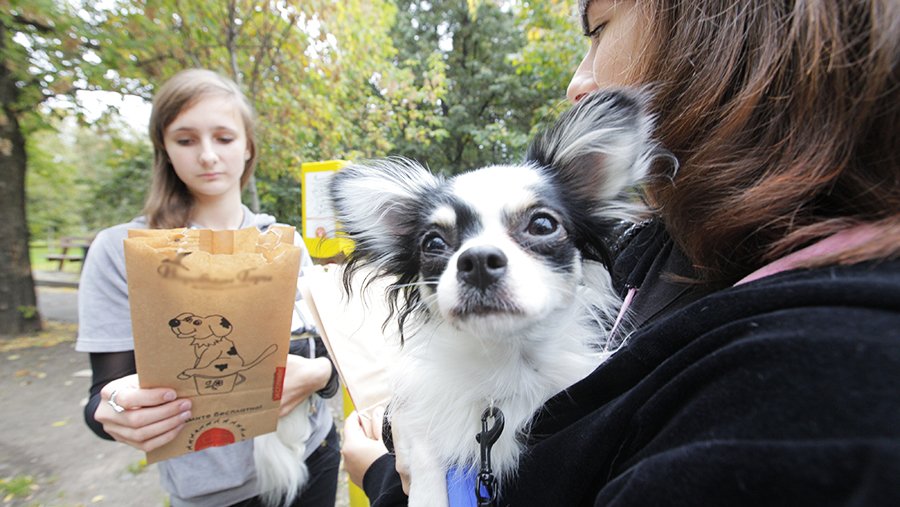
[207,315,233,338]
[526,89,662,205]
[329,157,441,261]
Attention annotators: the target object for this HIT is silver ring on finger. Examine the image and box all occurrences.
[107,389,126,413]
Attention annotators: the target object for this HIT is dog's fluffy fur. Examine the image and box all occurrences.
[330,90,660,505]
[254,403,312,507]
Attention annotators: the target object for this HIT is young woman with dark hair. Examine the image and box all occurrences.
[342,1,900,505]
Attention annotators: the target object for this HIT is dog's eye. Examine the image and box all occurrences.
[422,233,449,254]
[527,213,559,236]
[193,320,202,325]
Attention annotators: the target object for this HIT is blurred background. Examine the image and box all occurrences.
[2,0,585,337]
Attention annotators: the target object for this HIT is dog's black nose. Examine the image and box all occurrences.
[168,318,181,328]
[457,246,508,290]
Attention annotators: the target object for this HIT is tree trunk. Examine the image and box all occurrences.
[0,62,42,336]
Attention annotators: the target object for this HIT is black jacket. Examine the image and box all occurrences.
[364,223,900,506]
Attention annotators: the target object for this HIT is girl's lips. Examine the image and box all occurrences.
[199,172,221,179]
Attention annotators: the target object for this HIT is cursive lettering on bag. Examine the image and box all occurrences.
[157,259,271,289]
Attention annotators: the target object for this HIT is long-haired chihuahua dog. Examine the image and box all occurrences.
[330,90,660,505]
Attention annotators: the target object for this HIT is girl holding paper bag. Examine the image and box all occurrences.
[77,69,340,507]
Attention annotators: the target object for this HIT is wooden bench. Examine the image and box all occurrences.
[46,236,94,272]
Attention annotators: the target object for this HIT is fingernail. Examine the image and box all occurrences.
[179,401,191,411]
[181,411,191,420]
[163,391,176,402]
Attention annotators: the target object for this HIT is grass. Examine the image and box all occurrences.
[127,459,149,475]
[0,475,37,501]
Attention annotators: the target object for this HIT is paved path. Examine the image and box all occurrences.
[2,283,352,507]
[35,286,79,323]
[0,313,166,506]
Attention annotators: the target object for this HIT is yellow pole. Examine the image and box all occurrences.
[343,388,370,507]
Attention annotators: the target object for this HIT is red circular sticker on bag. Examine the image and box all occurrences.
[193,428,236,451]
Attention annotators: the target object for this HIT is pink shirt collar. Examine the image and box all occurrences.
[735,224,878,286]
[609,224,877,337]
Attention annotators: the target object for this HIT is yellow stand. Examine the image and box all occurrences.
[303,160,366,504]
[344,388,370,507]
[300,160,355,262]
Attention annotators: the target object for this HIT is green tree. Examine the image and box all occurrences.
[25,127,83,241]
[87,0,441,209]
[27,119,150,242]
[77,130,152,230]
[511,0,585,134]
[0,0,101,335]
[385,0,580,175]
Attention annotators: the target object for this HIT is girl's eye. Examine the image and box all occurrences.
[218,136,235,143]
[175,139,194,146]
[526,213,559,236]
[422,233,448,254]
[586,22,606,41]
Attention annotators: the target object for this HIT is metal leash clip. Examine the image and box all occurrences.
[475,406,505,507]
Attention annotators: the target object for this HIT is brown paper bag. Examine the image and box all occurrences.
[298,265,398,431]
[124,226,301,463]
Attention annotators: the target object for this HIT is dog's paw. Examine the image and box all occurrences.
[177,372,191,380]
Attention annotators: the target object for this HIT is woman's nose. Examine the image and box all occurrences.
[198,139,217,166]
[566,52,598,104]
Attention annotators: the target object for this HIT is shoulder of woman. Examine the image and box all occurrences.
[80,219,148,284]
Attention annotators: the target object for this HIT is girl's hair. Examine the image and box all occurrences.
[630,0,899,284]
[143,69,258,229]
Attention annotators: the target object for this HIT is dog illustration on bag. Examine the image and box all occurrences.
[168,312,277,395]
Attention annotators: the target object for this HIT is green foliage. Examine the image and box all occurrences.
[127,458,148,475]
[25,129,83,240]
[26,122,150,239]
[512,0,586,134]
[0,1,94,126]
[16,0,586,238]
[16,305,38,320]
[72,0,447,224]
[385,0,581,175]
[86,0,435,170]
[255,172,302,230]
[78,132,152,231]
[0,475,36,499]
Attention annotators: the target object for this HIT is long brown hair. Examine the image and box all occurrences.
[631,0,899,284]
[143,69,258,229]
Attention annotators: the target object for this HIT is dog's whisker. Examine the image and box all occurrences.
[389,280,437,291]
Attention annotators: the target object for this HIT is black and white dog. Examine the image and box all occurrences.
[330,90,660,505]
